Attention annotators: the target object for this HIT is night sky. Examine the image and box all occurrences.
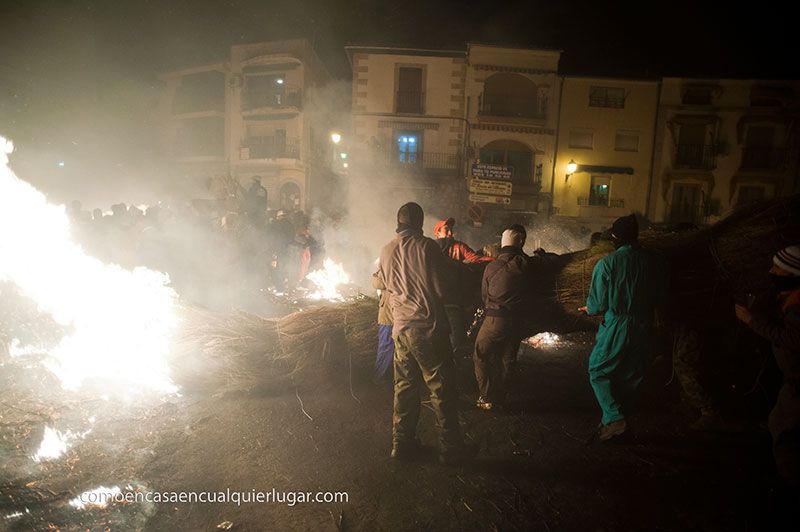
[0,0,796,159]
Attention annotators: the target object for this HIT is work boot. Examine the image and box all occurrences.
[597,419,628,442]
[476,396,493,411]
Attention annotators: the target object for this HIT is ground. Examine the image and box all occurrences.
[0,332,787,531]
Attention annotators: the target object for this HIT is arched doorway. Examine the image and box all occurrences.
[279,181,302,212]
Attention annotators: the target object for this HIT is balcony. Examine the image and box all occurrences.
[241,136,299,160]
[675,144,715,170]
[578,197,625,208]
[396,91,424,114]
[375,150,462,175]
[242,86,302,111]
[479,94,545,120]
[740,147,785,169]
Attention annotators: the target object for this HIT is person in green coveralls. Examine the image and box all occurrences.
[579,214,667,441]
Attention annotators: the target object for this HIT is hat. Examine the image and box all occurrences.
[396,202,424,233]
[433,217,455,236]
[774,244,800,276]
[501,228,526,248]
[611,214,638,244]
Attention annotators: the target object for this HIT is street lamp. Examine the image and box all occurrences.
[565,159,577,181]
[330,132,342,144]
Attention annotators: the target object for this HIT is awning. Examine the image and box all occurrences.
[576,164,634,175]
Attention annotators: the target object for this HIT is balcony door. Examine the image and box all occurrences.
[396,67,423,114]
[669,183,703,224]
[395,131,421,164]
[677,124,708,167]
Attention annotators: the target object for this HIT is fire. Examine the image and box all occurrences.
[0,135,178,394]
[305,258,350,301]
[525,332,561,348]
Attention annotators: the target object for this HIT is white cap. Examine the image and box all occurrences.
[501,228,525,248]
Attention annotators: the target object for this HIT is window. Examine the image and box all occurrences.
[736,185,766,207]
[395,131,420,163]
[589,176,610,206]
[396,67,424,114]
[569,129,594,149]
[589,86,625,108]
[615,131,639,152]
[243,73,288,110]
[742,126,777,168]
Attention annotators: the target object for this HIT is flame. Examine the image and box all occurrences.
[32,426,69,462]
[305,258,350,301]
[525,332,561,348]
[0,135,178,394]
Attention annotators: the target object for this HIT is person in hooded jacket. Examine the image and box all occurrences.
[579,214,667,441]
[473,225,532,410]
[379,202,466,465]
[736,244,800,489]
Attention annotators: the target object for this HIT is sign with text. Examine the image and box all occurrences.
[469,178,513,196]
[471,163,512,181]
[469,193,512,205]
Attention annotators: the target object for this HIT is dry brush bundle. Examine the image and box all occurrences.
[173,298,377,393]
[529,194,800,333]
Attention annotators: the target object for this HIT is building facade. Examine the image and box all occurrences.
[649,78,800,225]
[552,76,660,232]
[157,39,336,212]
[345,45,468,217]
[465,44,561,221]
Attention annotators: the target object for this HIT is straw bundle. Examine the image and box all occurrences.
[173,298,376,393]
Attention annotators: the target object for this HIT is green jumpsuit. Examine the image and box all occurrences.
[585,243,666,425]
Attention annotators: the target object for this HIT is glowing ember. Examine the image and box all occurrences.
[69,486,121,510]
[305,258,350,301]
[0,136,178,394]
[525,332,561,348]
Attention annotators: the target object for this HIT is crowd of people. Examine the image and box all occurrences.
[65,182,323,310]
[373,201,799,496]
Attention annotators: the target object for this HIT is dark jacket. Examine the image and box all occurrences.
[749,292,800,384]
[379,232,450,338]
[372,270,393,326]
[481,246,532,318]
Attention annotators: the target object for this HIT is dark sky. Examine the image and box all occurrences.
[0,0,796,154]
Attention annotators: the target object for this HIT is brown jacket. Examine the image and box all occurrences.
[481,246,532,318]
[379,232,450,338]
[372,270,393,325]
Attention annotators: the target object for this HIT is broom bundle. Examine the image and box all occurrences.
[173,298,376,393]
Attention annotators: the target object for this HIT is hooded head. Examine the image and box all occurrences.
[611,214,638,248]
[396,202,424,234]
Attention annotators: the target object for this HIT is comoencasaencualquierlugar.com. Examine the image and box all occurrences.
[78,488,349,507]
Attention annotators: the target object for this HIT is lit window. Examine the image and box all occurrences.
[589,176,611,206]
[396,132,419,163]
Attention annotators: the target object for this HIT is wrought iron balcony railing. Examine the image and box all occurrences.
[578,197,625,208]
[396,91,425,114]
[675,144,715,170]
[241,136,300,159]
[242,86,302,111]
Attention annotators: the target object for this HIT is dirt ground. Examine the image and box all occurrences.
[2,327,791,532]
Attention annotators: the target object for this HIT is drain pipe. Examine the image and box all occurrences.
[644,80,662,221]
[548,75,566,220]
